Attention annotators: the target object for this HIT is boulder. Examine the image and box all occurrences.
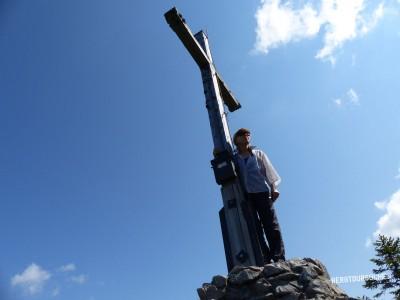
[197,258,359,300]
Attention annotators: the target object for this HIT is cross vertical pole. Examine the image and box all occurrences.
[194,31,232,155]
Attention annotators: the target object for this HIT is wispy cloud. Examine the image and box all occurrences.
[51,287,60,297]
[347,88,360,105]
[360,2,384,34]
[11,263,51,295]
[395,167,400,180]
[374,200,387,210]
[351,54,357,66]
[254,0,384,64]
[333,88,360,108]
[333,98,342,107]
[70,274,87,284]
[58,263,76,273]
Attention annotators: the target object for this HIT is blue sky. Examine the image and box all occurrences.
[1,0,400,299]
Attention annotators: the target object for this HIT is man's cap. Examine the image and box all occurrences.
[233,128,251,145]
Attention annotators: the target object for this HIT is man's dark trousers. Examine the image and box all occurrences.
[247,191,285,262]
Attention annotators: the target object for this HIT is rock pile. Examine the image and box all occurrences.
[197,258,358,300]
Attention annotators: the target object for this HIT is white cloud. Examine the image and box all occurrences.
[351,54,357,66]
[11,263,51,295]
[316,0,384,61]
[365,237,372,247]
[347,88,360,104]
[58,263,76,272]
[360,3,384,34]
[254,0,320,54]
[254,0,384,63]
[70,274,87,284]
[333,98,342,107]
[374,200,387,210]
[333,88,360,108]
[373,189,400,239]
[395,167,400,180]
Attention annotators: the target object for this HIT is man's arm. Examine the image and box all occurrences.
[259,150,281,201]
[270,186,280,202]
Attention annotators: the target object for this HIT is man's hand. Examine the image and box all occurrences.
[271,189,280,202]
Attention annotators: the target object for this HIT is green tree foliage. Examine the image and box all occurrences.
[363,234,400,299]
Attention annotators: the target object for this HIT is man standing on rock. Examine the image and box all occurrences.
[233,128,286,263]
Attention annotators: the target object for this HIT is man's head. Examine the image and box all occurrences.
[233,128,251,146]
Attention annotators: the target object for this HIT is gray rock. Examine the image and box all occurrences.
[268,271,300,285]
[202,283,224,300]
[305,278,330,297]
[306,296,334,300]
[305,277,347,298]
[197,287,207,300]
[225,277,272,299]
[198,258,356,300]
[211,275,227,289]
[224,285,242,300]
[288,258,310,273]
[263,262,291,278]
[278,292,302,300]
[275,283,300,296]
[247,278,273,297]
[229,265,248,274]
[303,258,331,279]
[228,266,263,286]
[250,292,275,300]
[299,266,319,285]
[287,280,303,290]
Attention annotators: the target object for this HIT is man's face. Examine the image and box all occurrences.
[235,133,250,146]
